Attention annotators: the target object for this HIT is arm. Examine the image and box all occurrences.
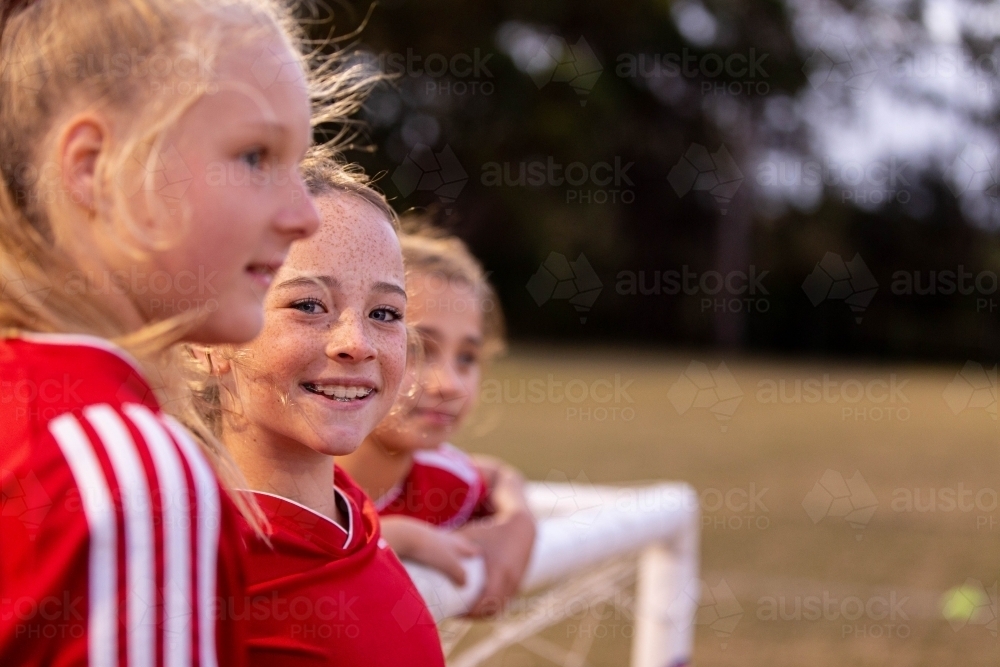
[381,515,481,586]
[457,456,537,618]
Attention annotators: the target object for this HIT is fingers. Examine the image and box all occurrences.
[466,569,518,618]
[440,553,468,587]
[452,534,482,558]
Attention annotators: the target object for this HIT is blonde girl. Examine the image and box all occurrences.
[0,1,370,665]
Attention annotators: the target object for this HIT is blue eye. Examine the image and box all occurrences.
[291,298,325,314]
[371,307,402,322]
[241,148,266,169]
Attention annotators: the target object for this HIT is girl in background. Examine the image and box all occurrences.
[340,223,700,667]
[338,220,537,618]
[0,0,369,664]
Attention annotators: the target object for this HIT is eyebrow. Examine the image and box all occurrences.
[274,275,407,300]
[273,275,337,291]
[243,120,291,136]
[415,325,483,347]
[374,281,408,300]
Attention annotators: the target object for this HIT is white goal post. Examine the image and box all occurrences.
[403,480,701,667]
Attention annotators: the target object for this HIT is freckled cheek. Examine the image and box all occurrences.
[247,332,323,381]
[376,331,409,394]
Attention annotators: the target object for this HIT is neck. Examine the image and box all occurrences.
[61,230,147,335]
[338,436,415,503]
[222,417,341,525]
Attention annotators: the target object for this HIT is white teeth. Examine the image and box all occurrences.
[306,384,373,401]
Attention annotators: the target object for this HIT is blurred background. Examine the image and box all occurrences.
[303,0,998,664]
[309,0,1000,361]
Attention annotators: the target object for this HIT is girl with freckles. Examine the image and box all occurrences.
[192,160,446,667]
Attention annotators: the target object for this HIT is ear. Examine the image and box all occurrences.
[189,345,232,375]
[58,115,108,212]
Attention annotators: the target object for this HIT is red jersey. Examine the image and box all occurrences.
[375,443,493,528]
[0,333,248,667]
[240,469,445,667]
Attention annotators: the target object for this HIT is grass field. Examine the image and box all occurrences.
[450,346,999,666]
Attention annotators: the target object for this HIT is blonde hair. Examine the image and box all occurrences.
[301,148,399,229]
[399,215,507,360]
[0,0,380,528]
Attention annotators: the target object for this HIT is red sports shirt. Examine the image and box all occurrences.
[0,333,248,667]
[375,443,494,528]
[240,469,445,667]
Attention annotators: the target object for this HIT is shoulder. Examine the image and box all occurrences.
[1,334,171,506]
[0,334,158,425]
[410,443,480,488]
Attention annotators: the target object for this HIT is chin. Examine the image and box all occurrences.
[195,307,264,345]
[316,426,370,457]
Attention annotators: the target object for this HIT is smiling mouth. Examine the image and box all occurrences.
[413,408,458,422]
[302,383,375,402]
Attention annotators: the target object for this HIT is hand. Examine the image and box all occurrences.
[380,516,481,586]
[456,507,536,618]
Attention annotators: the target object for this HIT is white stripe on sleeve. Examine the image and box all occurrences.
[124,404,193,667]
[49,412,118,667]
[84,405,156,667]
[162,417,221,667]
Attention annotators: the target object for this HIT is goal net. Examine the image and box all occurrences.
[403,478,701,667]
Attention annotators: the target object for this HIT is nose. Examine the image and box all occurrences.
[274,172,320,240]
[423,359,464,402]
[326,309,377,364]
